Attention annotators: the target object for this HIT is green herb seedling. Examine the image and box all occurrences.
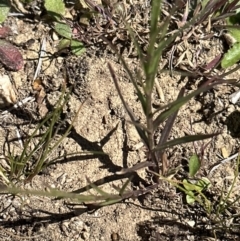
[53,22,85,56]
[183,176,211,204]
[44,0,85,56]
[221,3,240,68]
[180,153,211,205]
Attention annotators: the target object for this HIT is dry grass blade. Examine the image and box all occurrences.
[115,161,156,175]
[33,37,46,81]
[108,63,148,147]
[0,185,116,203]
[156,88,185,148]
[208,152,239,176]
[223,0,240,13]
[102,35,147,113]
[155,88,184,174]
[153,80,233,128]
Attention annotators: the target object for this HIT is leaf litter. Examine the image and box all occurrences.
[0,26,23,71]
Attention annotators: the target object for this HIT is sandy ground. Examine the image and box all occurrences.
[0,1,240,240]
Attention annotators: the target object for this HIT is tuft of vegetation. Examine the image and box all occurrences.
[220,1,240,68]
[1,88,74,184]
[1,0,240,239]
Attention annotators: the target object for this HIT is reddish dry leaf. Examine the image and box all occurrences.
[0,27,12,38]
[0,40,23,71]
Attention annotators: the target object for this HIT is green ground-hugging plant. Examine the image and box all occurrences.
[156,153,240,239]
[200,0,240,68]
[1,1,240,238]
[106,0,240,237]
[107,0,238,178]
[1,88,80,184]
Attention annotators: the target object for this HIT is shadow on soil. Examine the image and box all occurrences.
[136,216,240,241]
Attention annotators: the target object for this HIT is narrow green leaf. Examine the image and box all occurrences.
[54,23,72,39]
[221,42,240,68]
[201,0,209,8]
[153,82,219,128]
[153,133,219,152]
[189,154,201,177]
[44,0,65,15]
[86,177,110,196]
[148,2,202,82]
[183,179,196,191]
[146,14,173,94]
[127,25,146,75]
[119,178,131,196]
[196,177,211,191]
[3,186,106,202]
[148,0,162,54]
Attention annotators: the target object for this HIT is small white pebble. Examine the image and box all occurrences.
[52,31,59,41]
[230,90,240,104]
[50,183,56,188]
[187,220,195,227]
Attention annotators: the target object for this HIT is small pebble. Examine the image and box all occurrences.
[52,31,59,41]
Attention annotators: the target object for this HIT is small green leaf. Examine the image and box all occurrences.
[186,191,195,204]
[221,42,240,68]
[54,23,72,39]
[228,12,240,25]
[227,28,240,43]
[196,177,211,191]
[189,154,200,177]
[44,0,65,16]
[0,0,10,23]
[183,179,196,191]
[57,39,71,51]
[226,14,240,43]
[70,40,85,56]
